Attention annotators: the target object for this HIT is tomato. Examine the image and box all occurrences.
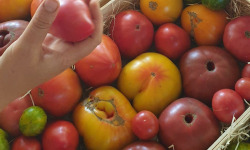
[183,0,201,4]
[0,0,33,22]
[140,0,183,25]
[118,52,182,116]
[31,68,82,117]
[42,120,79,150]
[181,4,228,46]
[0,128,8,138]
[223,16,250,62]
[242,64,250,78]
[202,0,230,10]
[109,10,154,58]
[235,77,250,101]
[11,135,41,150]
[159,97,221,150]
[131,110,159,140]
[212,89,245,124]
[73,86,137,150]
[154,23,191,60]
[19,106,47,137]
[75,35,122,87]
[0,136,9,150]
[123,141,165,150]
[30,0,94,42]
[0,94,32,137]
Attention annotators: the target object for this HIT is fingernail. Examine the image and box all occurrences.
[43,0,59,13]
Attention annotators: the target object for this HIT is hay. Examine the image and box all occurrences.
[226,0,250,19]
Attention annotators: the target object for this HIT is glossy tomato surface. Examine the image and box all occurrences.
[212,89,245,124]
[131,110,159,140]
[42,120,79,150]
[73,86,137,150]
[155,23,191,60]
[75,35,122,87]
[242,64,250,78]
[235,77,250,101]
[181,4,228,46]
[159,97,221,150]
[122,141,165,150]
[31,68,82,117]
[109,10,154,58]
[11,135,41,150]
[140,0,183,25]
[31,0,94,42]
[223,16,250,62]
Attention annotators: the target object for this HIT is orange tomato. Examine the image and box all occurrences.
[30,0,43,17]
[181,4,228,46]
[73,86,137,150]
[140,0,183,25]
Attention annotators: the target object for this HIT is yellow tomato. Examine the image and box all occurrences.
[0,0,33,22]
[140,0,183,25]
[118,52,182,116]
[73,86,137,150]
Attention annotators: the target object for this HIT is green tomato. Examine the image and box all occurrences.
[0,136,9,150]
[19,106,47,136]
[0,128,8,139]
[228,142,250,150]
[202,0,230,10]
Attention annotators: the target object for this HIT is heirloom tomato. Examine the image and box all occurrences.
[118,52,182,116]
[140,0,183,25]
[242,64,250,78]
[181,4,228,46]
[31,68,82,117]
[75,34,122,87]
[73,86,137,150]
[123,141,165,150]
[11,135,41,150]
[31,0,94,42]
[235,77,250,101]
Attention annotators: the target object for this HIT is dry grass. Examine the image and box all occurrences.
[226,0,250,19]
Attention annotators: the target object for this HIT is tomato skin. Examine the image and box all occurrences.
[140,0,183,25]
[11,135,41,150]
[31,0,94,42]
[31,68,82,117]
[42,120,79,150]
[131,110,159,140]
[75,35,122,87]
[181,4,228,46]
[242,64,250,78]
[223,16,250,62]
[212,89,245,124]
[155,23,191,60]
[235,77,250,101]
[123,141,165,150]
[109,10,154,58]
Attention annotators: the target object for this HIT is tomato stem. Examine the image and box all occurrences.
[245,31,250,38]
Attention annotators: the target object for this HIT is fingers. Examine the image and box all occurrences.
[19,0,59,46]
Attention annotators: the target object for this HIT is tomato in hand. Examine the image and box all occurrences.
[31,0,94,42]
[212,89,245,124]
[131,110,159,140]
[235,77,250,101]
[12,135,41,150]
[155,23,191,60]
[109,10,154,58]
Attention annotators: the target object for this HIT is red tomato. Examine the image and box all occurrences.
[42,120,79,150]
[241,64,250,78]
[212,89,245,124]
[235,77,250,101]
[0,95,32,137]
[123,141,165,150]
[155,23,191,60]
[30,68,82,117]
[11,135,41,150]
[75,35,122,87]
[30,0,94,42]
[109,10,154,58]
[223,16,250,62]
[131,110,159,140]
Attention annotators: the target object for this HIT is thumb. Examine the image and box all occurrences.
[20,0,59,45]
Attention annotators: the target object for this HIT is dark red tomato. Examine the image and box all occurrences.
[75,34,122,87]
[31,68,82,117]
[131,110,159,140]
[11,135,41,150]
[155,23,191,60]
[212,89,245,124]
[109,10,154,58]
[241,63,250,78]
[123,141,165,150]
[223,16,250,62]
[31,0,94,42]
[235,77,250,101]
[0,95,32,137]
[42,120,79,150]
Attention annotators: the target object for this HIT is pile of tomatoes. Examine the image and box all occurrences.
[0,0,250,149]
